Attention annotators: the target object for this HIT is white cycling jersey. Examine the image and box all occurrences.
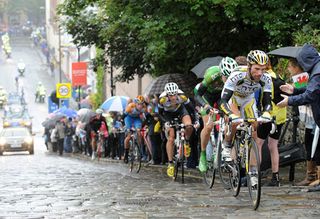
[223,67,272,98]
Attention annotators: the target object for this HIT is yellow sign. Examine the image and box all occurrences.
[56,83,72,98]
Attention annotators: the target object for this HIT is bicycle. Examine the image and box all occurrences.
[203,110,231,189]
[228,117,273,210]
[128,128,142,173]
[167,118,190,184]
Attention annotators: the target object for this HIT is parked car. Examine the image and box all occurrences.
[0,127,34,155]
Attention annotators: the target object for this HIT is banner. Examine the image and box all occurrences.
[72,62,87,86]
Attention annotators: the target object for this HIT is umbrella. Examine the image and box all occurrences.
[41,114,66,129]
[191,56,223,78]
[53,106,77,118]
[268,46,302,58]
[144,73,198,96]
[100,96,130,112]
[77,109,96,123]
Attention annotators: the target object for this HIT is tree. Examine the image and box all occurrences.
[57,0,320,82]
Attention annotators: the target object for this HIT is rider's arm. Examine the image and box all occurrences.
[194,82,208,107]
[125,103,135,114]
[220,87,234,116]
[261,91,272,112]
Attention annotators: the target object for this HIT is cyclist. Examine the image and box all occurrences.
[123,95,147,163]
[220,50,273,184]
[194,58,238,172]
[158,82,199,177]
[35,81,46,102]
[89,108,108,159]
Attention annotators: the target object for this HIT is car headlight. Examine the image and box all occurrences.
[0,138,6,146]
[24,137,33,145]
[3,121,10,127]
[24,121,31,126]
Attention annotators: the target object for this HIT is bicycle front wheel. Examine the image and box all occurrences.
[130,142,142,173]
[247,139,261,210]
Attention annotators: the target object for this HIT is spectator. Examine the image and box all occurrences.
[55,116,67,156]
[278,43,320,192]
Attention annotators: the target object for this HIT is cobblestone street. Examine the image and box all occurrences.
[0,145,319,218]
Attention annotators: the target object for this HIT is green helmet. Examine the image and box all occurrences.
[219,57,238,77]
[204,66,220,82]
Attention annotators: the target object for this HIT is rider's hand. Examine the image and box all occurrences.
[259,111,272,122]
[280,83,294,95]
[204,104,213,115]
[229,113,241,123]
[164,122,170,129]
[194,121,200,129]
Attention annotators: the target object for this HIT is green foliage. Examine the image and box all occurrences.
[90,48,105,108]
[57,0,320,83]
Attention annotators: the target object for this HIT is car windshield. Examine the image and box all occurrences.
[1,128,29,137]
[7,94,21,105]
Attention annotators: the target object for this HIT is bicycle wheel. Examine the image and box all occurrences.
[247,139,261,210]
[130,142,142,173]
[229,138,241,197]
[217,140,231,190]
[203,141,216,188]
[97,138,102,161]
[181,140,185,184]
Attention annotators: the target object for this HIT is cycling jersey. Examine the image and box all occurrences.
[158,89,199,123]
[221,66,272,116]
[125,102,146,117]
[158,89,189,112]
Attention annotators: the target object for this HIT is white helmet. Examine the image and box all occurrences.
[38,81,42,85]
[219,57,238,77]
[96,108,103,114]
[247,50,269,65]
[164,82,179,95]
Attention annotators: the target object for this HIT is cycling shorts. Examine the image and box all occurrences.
[232,94,258,119]
[124,115,142,130]
[257,122,283,140]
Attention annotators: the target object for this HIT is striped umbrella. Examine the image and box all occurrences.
[100,96,130,112]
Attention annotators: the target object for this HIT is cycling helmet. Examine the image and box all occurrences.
[38,81,42,85]
[96,108,103,114]
[247,50,269,65]
[164,82,179,95]
[219,57,238,77]
[136,95,145,103]
[204,66,220,81]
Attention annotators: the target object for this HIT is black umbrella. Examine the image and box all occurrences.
[41,114,66,129]
[144,73,198,96]
[191,56,223,78]
[268,46,302,58]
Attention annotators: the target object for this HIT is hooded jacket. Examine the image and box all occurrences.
[288,44,320,127]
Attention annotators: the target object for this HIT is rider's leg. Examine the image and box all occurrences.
[166,128,175,177]
[199,114,214,172]
[166,128,175,163]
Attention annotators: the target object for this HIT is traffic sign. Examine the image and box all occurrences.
[56,83,72,98]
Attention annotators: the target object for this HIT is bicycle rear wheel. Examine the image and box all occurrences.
[229,138,241,197]
[203,141,216,188]
[218,140,231,190]
[247,139,261,210]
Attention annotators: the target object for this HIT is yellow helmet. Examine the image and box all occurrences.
[247,50,269,65]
